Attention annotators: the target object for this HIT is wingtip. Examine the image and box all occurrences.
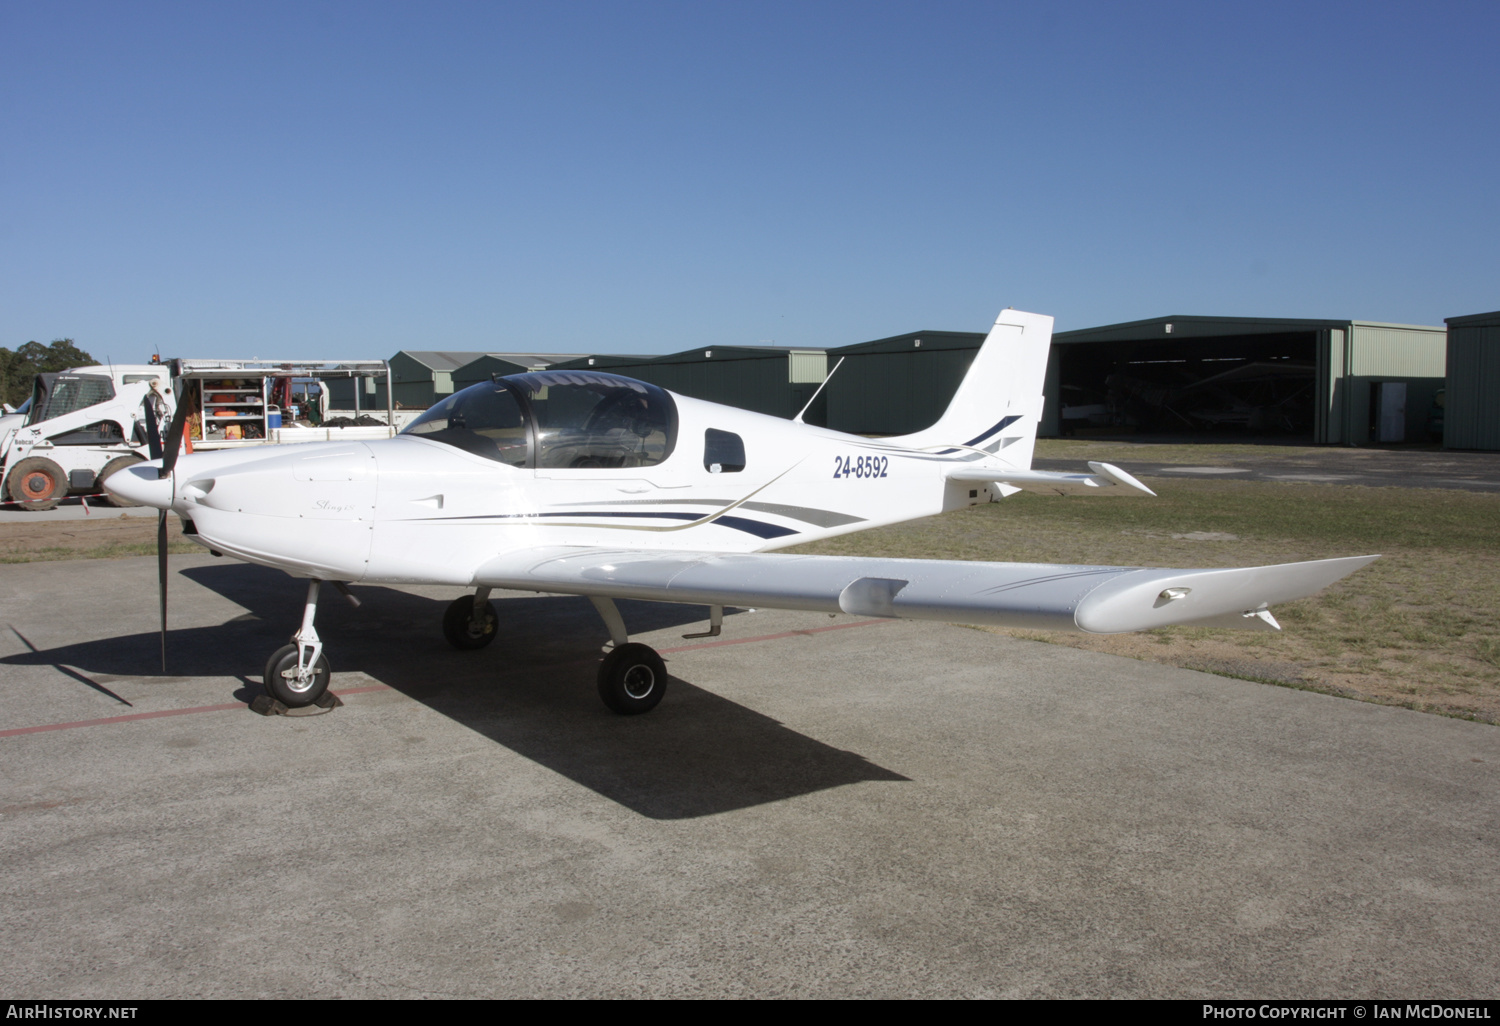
[1087,461,1156,497]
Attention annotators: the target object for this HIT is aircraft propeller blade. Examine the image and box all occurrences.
[141,395,164,461]
[152,387,191,670]
[157,392,192,480]
[157,509,169,672]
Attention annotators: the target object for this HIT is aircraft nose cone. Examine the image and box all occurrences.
[105,463,174,509]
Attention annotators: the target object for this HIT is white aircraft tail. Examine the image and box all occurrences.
[885,308,1053,469]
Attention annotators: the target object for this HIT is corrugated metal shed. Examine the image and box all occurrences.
[1340,323,1447,444]
[823,331,986,435]
[1444,310,1500,449]
[552,347,828,419]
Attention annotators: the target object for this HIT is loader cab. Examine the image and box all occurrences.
[25,373,117,427]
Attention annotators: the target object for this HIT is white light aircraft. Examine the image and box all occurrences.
[106,309,1375,713]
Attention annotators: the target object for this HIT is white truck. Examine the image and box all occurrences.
[1,358,395,510]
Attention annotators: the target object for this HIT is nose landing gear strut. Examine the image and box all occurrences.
[261,579,359,708]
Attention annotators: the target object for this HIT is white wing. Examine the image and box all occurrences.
[472,547,1376,634]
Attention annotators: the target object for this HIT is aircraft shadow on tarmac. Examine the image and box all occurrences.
[3,562,907,819]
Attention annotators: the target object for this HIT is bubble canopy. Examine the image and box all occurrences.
[402,371,679,469]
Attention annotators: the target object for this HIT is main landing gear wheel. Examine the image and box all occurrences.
[263,643,331,707]
[597,643,667,715]
[6,456,67,511]
[443,594,499,649]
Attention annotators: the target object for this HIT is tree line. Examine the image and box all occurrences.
[1,339,96,410]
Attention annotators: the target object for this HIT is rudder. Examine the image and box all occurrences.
[885,308,1053,469]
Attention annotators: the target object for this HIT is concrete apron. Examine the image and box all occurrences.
[0,555,1496,998]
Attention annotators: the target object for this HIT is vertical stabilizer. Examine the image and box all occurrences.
[885,309,1053,469]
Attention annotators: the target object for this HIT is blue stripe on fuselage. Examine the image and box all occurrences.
[412,510,799,539]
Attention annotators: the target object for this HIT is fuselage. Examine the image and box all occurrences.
[105,372,1016,586]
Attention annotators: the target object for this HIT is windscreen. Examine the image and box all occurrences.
[402,382,530,465]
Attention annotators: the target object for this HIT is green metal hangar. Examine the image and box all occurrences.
[449,351,588,393]
[1042,316,1446,444]
[328,351,586,409]
[1443,310,1500,449]
[552,346,830,420]
[821,331,985,434]
[324,350,488,409]
[391,350,586,408]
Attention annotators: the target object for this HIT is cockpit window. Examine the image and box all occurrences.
[400,371,678,469]
[509,371,677,469]
[402,382,530,465]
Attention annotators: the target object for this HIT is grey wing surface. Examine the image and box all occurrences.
[472,547,1377,634]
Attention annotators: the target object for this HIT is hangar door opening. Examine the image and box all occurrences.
[1056,330,1319,440]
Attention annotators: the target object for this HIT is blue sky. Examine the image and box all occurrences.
[2,0,1496,361]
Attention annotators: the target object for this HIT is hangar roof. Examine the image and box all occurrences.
[549,354,658,369]
[1445,310,1500,328]
[1055,315,1441,343]
[648,345,824,365]
[399,350,586,371]
[831,330,986,355]
[397,351,491,372]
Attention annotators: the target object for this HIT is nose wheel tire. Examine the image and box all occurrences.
[597,643,667,715]
[5,456,67,511]
[443,595,499,649]
[263,644,331,707]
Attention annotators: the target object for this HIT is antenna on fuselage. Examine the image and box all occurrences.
[792,356,844,424]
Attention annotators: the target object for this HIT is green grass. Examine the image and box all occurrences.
[1035,438,1341,465]
[0,540,201,563]
[787,478,1500,725]
[1032,438,1448,466]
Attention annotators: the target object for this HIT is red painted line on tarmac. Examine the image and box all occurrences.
[3,619,891,737]
[0,686,392,738]
[0,702,248,737]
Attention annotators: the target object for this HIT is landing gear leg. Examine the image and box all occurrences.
[264,579,331,707]
[589,596,667,715]
[443,587,498,649]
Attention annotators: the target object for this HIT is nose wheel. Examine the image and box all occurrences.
[262,579,333,707]
[264,644,331,706]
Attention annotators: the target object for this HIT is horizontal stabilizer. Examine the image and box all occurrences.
[473,547,1376,635]
[947,460,1156,497]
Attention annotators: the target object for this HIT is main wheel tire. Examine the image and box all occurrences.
[5,456,68,511]
[597,643,667,715]
[263,643,331,707]
[443,594,499,649]
[98,454,147,507]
